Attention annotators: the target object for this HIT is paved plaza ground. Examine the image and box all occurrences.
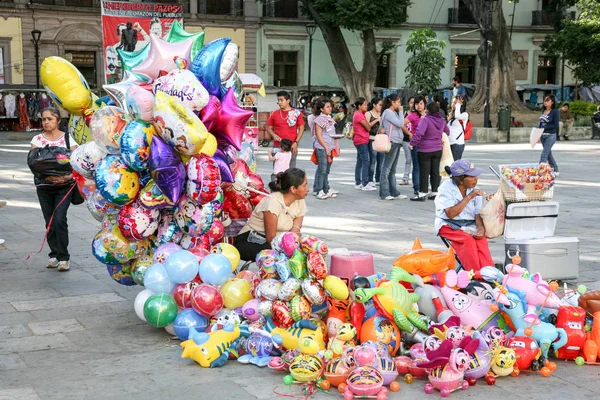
[0,135,599,399]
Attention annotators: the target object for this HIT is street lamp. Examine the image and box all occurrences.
[306,24,317,107]
[31,29,42,89]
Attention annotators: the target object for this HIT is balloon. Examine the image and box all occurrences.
[130,252,154,286]
[117,44,150,74]
[242,299,260,321]
[220,71,243,102]
[173,280,201,308]
[103,71,147,111]
[222,187,252,219]
[134,289,154,322]
[174,194,214,237]
[278,278,301,301]
[289,250,308,279]
[323,275,350,301]
[126,86,154,123]
[210,243,240,272]
[220,42,239,82]
[238,142,257,172]
[300,235,329,256]
[212,149,234,183]
[256,250,278,280]
[199,95,221,132]
[165,20,205,60]
[95,155,140,206]
[191,284,224,317]
[92,232,119,265]
[165,250,199,284]
[87,190,119,222]
[73,172,96,200]
[156,212,183,245]
[180,234,211,251]
[191,38,230,97]
[143,293,178,328]
[119,121,154,171]
[213,88,253,150]
[144,263,175,294]
[301,280,326,305]
[117,201,160,240]
[153,91,216,157]
[272,300,294,328]
[148,136,185,204]
[220,278,253,310]
[189,246,210,264]
[106,263,136,286]
[186,155,222,204]
[70,142,107,179]
[69,114,92,145]
[275,255,292,281]
[132,35,194,81]
[204,220,225,246]
[272,232,300,258]
[174,309,208,340]
[153,67,209,113]
[256,279,281,301]
[290,295,311,321]
[360,315,401,357]
[90,106,129,154]
[198,254,232,286]
[153,243,182,264]
[138,179,174,210]
[307,251,328,280]
[100,224,149,263]
[40,56,92,116]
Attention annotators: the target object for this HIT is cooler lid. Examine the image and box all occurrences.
[503,201,559,240]
[504,236,579,245]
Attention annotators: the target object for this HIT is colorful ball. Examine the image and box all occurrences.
[173,308,208,340]
[211,243,240,272]
[198,253,232,286]
[143,293,178,328]
[220,278,253,310]
[191,284,224,317]
[164,250,199,284]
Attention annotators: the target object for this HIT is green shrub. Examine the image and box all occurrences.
[567,100,598,117]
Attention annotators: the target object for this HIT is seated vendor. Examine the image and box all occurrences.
[234,168,309,261]
[435,160,494,277]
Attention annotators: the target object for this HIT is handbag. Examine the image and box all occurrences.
[479,189,506,238]
[530,127,544,148]
[439,133,454,176]
[373,115,391,153]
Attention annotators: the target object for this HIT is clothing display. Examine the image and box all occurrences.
[18,94,31,129]
[0,94,5,117]
[39,93,52,110]
[4,93,16,118]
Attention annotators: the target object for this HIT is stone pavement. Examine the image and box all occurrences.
[0,135,599,400]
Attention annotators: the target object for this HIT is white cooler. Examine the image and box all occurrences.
[504,236,580,280]
[504,201,559,240]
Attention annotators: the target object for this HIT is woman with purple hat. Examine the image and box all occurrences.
[435,159,494,278]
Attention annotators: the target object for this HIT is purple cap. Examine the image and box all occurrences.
[449,159,482,177]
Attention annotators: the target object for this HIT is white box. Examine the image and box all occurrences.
[504,201,559,240]
[504,236,579,280]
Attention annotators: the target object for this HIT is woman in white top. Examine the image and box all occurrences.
[447,96,469,161]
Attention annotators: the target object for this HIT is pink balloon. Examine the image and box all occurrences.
[126,86,154,122]
[199,95,221,132]
[132,35,193,81]
[212,88,253,150]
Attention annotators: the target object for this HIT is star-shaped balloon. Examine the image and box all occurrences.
[212,88,253,151]
[102,71,146,110]
[132,35,193,81]
[213,149,234,183]
[165,20,205,60]
[199,95,221,132]
[149,136,185,204]
[191,38,230,97]
[117,44,150,75]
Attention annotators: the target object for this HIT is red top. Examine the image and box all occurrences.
[352,111,370,145]
[266,109,305,146]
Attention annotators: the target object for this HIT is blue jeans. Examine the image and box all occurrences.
[540,134,559,172]
[354,143,370,186]
[368,140,385,183]
[379,142,402,198]
[401,141,411,180]
[313,148,332,194]
[451,144,465,161]
[411,146,420,194]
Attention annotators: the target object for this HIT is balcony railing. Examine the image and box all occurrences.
[532,10,556,26]
[448,7,477,25]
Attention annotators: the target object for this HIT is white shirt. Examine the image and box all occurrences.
[434,180,483,233]
[447,104,469,145]
[30,133,76,149]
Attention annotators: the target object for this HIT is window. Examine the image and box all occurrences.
[537,56,556,84]
[0,48,4,84]
[454,55,476,84]
[67,51,97,88]
[207,0,231,15]
[273,51,297,87]
[264,0,298,18]
[375,54,390,88]
[64,0,93,6]
[458,0,476,24]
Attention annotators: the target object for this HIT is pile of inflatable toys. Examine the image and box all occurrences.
[39,24,600,399]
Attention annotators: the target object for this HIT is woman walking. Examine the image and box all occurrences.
[404,95,426,196]
[29,108,78,271]
[447,96,469,161]
[366,97,384,186]
[352,97,377,191]
[539,95,560,175]
[410,102,449,201]
[379,94,408,200]
[312,98,339,199]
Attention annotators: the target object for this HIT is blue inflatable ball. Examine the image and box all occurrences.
[164,250,199,284]
[198,253,232,286]
[144,263,175,294]
[173,309,208,340]
[120,120,152,171]
[92,232,119,264]
[95,155,140,206]
[106,264,136,286]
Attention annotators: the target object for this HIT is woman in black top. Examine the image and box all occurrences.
[538,95,560,174]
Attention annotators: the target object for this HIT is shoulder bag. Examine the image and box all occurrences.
[373,114,391,153]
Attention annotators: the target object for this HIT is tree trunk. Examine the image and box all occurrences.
[463,0,528,113]
[300,0,378,102]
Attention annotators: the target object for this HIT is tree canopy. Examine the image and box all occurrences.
[404,28,446,94]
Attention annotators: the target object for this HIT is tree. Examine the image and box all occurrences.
[300,0,411,102]
[462,0,527,112]
[542,0,600,87]
[404,28,446,94]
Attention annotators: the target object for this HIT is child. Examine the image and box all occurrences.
[269,138,293,182]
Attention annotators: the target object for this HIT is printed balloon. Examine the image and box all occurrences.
[125,85,154,123]
[117,201,160,241]
[100,224,150,263]
[220,42,239,82]
[130,252,154,286]
[180,234,211,251]
[106,263,136,286]
[95,155,140,206]
[86,190,119,222]
[138,179,174,210]
[40,56,93,116]
[119,120,154,171]
[174,194,214,237]
[90,106,129,154]
[70,142,107,179]
[153,68,209,113]
[156,211,183,245]
[186,155,222,204]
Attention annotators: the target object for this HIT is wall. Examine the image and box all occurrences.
[186,26,246,73]
[0,17,24,84]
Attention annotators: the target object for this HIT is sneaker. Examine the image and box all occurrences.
[0,200,6,208]
[316,191,329,200]
[564,135,569,140]
[410,193,427,201]
[361,183,377,191]
[383,196,395,200]
[329,188,340,195]
[313,191,318,196]
[375,182,380,186]
[428,192,438,200]
[47,257,59,268]
[555,172,560,177]
[325,191,338,198]
[400,179,409,185]
[354,184,363,190]
[396,194,408,199]
[57,260,70,271]
[0,239,4,245]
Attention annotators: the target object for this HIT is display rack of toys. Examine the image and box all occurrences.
[497,163,555,202]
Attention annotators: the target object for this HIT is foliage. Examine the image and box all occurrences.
[568,100,598,117]
[308,0,410,31]
[542,0,600,86]
[404,28,446,94]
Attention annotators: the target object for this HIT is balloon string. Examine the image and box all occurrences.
[272,385,310,400]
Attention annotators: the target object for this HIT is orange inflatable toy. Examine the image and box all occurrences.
[360,314,401,356]
[393,238,455,284]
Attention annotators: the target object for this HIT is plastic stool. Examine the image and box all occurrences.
[329,251,375,282]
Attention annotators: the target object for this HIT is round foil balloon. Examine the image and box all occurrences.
[153,68,209,113]
[257,300,273,317]
[101,224,149,263]
[307,251,328,280]
[271,300,294,329]
[117,201,160,241]
[130,252,154,286]
[138,179,174,210]
[255,279,281,301]
[106,263,136,286]
[156,212,183,245]
[272,232,300,258]
[222,187,252,219]
[125,85,154,123]
[290,295,311,321]
[92,231,119,265]
[70,142,107,179]
[191,284,224,317]
[278,278,301,301]
[220,42,239,82]
[153,242,182,263]
[180,234,211,251]
[87,190,119,222]
[186,155,222,204]
[256,250,278,280]
[95,155,140,206]
[174,194,214,237]
[301,280,326,305]
[275,254,291,281]
[90,106,129,154]
[119,120,154,171]
[204,219,224,246]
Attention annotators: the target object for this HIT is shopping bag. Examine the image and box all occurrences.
[479,189,506,239]
[530,127,544,148]
[439,134,454,176]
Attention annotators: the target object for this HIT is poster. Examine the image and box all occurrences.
[101,1,183,83]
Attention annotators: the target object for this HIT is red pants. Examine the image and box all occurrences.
[439,225,494,276]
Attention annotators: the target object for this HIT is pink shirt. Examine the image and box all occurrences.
[352,111,370,145]
[273,151,292,174]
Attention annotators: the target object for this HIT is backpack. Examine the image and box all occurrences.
[459,119,473,141]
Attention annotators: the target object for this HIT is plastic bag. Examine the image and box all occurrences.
[479,189,506,239]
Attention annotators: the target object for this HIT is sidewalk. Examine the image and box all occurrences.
[0,136,599,399]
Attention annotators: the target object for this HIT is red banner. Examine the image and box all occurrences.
[101,0,183,83]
